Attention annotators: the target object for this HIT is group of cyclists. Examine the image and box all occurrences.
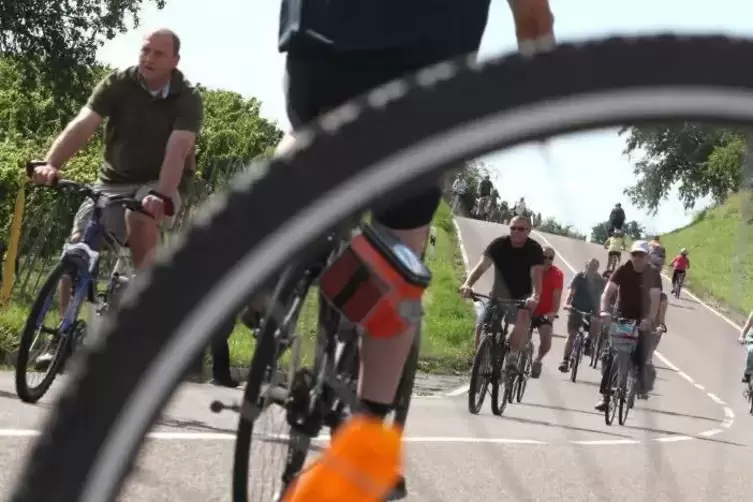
[460,203,701,411]
[451,173,529,223]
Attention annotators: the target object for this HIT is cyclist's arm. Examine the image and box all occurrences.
[157,91,203,196]
[462,255,492,289]
[46,72,122,169]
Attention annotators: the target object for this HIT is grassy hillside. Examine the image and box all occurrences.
[661,192,753,321]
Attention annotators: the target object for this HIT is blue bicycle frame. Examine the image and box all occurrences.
[34,201,108,337]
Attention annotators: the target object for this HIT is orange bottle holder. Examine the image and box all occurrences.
[319,224,431,339]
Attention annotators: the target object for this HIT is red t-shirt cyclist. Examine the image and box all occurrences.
[670,249,690,293]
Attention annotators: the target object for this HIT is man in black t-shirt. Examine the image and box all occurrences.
[460,215,544,372]
[595,240,662,411]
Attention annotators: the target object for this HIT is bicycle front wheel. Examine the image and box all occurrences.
[15,34,753,501]
[15,260,79,404]
[468,336,493,414]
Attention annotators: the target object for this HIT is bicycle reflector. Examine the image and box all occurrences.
[319,224,431,339]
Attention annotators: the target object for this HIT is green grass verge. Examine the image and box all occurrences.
[660,192,753,321]
[0,200,475,374]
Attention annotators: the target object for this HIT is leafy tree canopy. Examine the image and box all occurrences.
[0,0,167,104]
[620,123,746,214]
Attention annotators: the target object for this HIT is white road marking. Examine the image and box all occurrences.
[654,435,693,443]
[699,429,723,437]
[694,383,706,391]
[707,393,727,406]
[569,439,639,446]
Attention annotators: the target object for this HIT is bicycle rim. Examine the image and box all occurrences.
[469,336,492,414]
[17,35,753,501]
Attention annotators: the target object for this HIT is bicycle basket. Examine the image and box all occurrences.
[609,322,638,353]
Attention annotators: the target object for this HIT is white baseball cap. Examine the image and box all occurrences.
[630,240,650,254]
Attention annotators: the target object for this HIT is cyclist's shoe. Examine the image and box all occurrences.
[530,360,543,379]
[558,360,569,373]
[386,475,407,500]
[594,397,608,412]
[504,352,519,374]
[583,338,592,356]
[742,373,751,384]
[34,338,60,371]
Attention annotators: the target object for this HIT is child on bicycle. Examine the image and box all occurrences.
[669,248,690,295]
[603,230,626,271]
[738,310,753,383]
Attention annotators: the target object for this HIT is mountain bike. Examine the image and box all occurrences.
[564,307,592,383]
[213,223,428,501]
[13,34,753,502]
[602,318,639,426]
[467,293,526,415]
[14,162,147,404]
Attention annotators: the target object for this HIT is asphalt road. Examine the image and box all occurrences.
[0,216,751,501]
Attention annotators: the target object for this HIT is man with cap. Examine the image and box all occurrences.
[594,240,663,410]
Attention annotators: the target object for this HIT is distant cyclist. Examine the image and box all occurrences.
[603,230,626,271]
[608,203,625,236]
[513,196,528,216]
[450,175,468,213]
[738,311,753,383]
[530,246,563,378]
[669,248,690,295]
[560,258,605,372]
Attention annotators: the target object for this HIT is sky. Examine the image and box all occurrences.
[96,0,753,237]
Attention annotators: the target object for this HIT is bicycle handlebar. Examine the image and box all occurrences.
[467,291,528,308]
[25,161,173,218]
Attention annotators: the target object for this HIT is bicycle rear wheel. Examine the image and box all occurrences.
[15,260,79,404]
[468,336,493,414]
[15,34,753,501]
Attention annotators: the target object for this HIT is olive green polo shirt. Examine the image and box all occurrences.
[86,66,203,185]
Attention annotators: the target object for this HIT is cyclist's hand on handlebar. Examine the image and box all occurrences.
[525,294,539,310]
[31,164,60,186]
[459,284,473,298]
[141,193,167,221]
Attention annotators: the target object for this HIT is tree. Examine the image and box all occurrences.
[590,220,645,243]
[620,124,746,214]
[1,0,167,104]
[536,217,586,241]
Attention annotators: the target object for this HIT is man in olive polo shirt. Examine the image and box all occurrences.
[31,28,202,367]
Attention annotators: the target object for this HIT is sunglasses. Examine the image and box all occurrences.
[510,226,529,232]
[630,252,647,258]
[544,255,555,260]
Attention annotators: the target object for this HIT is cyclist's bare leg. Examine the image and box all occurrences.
[656,294,668,329]
[507,308,532,362]
[358,226,428,407]
[536,323,552,361]
[125,211,160,269]
[57,232,83,317]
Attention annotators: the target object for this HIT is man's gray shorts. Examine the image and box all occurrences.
[70,181,183,245]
